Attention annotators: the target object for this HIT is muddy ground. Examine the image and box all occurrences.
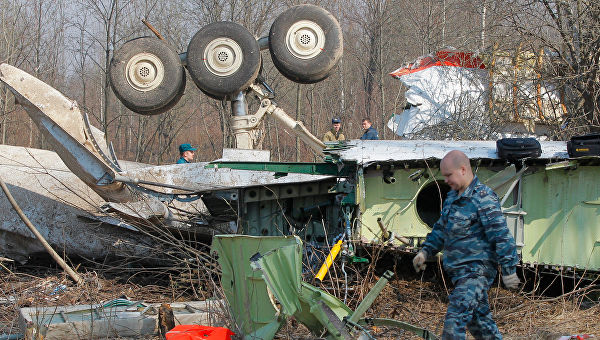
[0,255,598,340]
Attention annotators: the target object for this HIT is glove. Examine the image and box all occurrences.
[502,273,520,290]
[412,251,427,273]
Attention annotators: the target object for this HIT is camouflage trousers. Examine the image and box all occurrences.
[442,275,502,340]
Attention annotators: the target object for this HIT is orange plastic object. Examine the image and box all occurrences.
[165,325,235,340]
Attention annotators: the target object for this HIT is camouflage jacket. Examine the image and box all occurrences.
[323,129,345,142]
[421,175,519,281]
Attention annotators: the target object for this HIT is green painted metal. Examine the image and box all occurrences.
[250,240,353,339]
[358,166,517,242]
[252,240,436,339]
[211,156,600,272]
[205,161,353,176]
[250,242,305,317]
[357,318,439,340]
[520,165,600,270]
[215,235,437,339]
[359,167,434,242]
[348,270,394,324]
[211,235,299,339]
[239,181,343,241]
[355,161,600,270]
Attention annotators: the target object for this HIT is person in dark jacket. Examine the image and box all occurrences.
[412,150,520,340]
[360,118,378,140]
[176,143,196,164]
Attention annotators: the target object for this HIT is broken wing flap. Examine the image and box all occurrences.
[0,63,132,202]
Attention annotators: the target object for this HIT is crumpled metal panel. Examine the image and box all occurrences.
[220,235,353,339]
[250,242,303,317]
[0,145,158,263]
[120,162,332,195]
[211,235,299,338]
[19,299,225,339]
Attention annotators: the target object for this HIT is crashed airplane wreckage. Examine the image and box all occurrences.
[0,3,342,263]
[210,139,600,275]
[1,61,599,275]
[1,1,599,277]
[387,49,565,138]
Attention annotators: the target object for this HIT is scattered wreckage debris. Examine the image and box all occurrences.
[0,145,160,263]
[0,255,599,339]
[19,299,224,340]
[2,6,600,280]
[0,63,333,262]
[208,139,600,278]
[1,4,599,338]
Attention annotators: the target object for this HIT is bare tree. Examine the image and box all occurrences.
[501,0,600,134]
[0,0,66,147]
[69,0,140,137]
[0,0,28,144]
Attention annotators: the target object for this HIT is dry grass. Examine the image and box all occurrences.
[1,257,598,340]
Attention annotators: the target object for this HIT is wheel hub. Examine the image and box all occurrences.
[125,53,164,92]
[204,38,243,76]
[286,20,325,59]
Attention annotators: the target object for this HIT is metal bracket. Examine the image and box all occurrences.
[233,83,325,155]
[230,101,269,131]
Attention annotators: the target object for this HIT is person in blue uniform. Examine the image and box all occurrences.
[360,118,378,140]
[176,143,196,164]
[412,150,520,340]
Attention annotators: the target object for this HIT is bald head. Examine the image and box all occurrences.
[440,150,474,194]
[442,150,472,172]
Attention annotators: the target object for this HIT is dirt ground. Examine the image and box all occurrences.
[0,258,598,340]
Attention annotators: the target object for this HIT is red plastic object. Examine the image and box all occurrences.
[166,325,235,340]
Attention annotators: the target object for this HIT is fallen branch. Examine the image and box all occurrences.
[0,174,82,284]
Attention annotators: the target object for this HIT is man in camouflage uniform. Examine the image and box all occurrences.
[323,117,345,142]
[412,150,520,340]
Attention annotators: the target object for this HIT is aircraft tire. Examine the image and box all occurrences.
[109,37,185,115]
[186,21,261,100]
[268,4,343,84]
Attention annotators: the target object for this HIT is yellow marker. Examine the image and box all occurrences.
[315,239,344,281]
